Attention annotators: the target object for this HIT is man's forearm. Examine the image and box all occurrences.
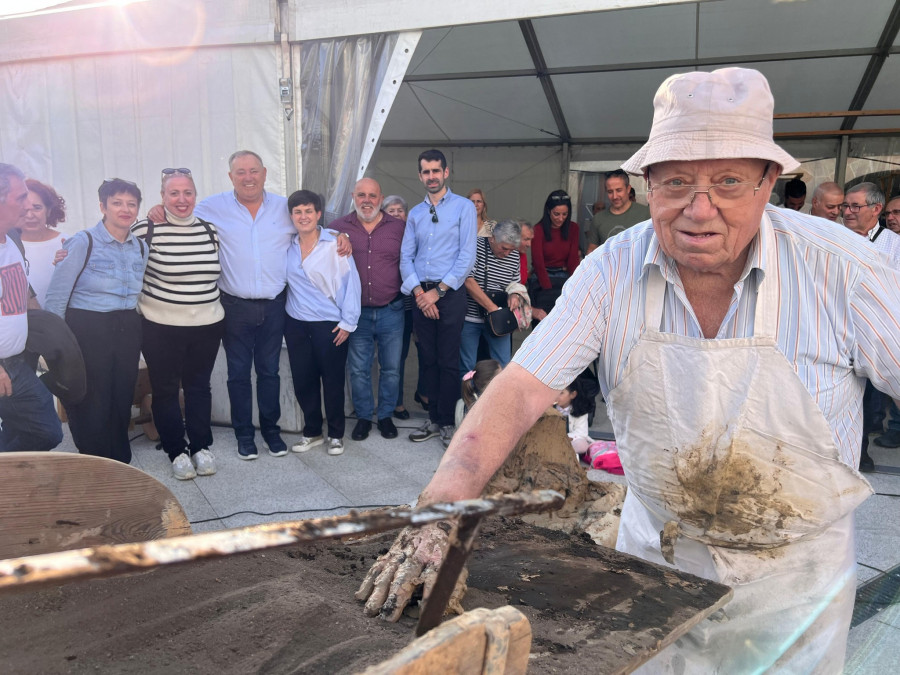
[417,363,558,506]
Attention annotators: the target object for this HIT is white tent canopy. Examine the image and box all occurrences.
[1,0,899,229]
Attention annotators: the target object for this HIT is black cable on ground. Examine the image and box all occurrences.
[858,561,889,575]
[190,502,405,525]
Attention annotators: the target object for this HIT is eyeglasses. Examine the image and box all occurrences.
[886,209,900,218]
[647,164,771,209]
[841,203,875,213]
[161,167,192,177]
[429,204,438,223]
[103,178,138,187]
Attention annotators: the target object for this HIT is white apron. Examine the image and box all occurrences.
[606,215,873,674]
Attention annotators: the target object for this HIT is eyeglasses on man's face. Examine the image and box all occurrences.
[647,164,770,209]
[840,202,875,214]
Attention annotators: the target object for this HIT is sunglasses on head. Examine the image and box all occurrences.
[161,168,192,177]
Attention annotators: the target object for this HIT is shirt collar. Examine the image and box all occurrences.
[639,211,769,285]
[421,187,454,207]
[94,220,138,245]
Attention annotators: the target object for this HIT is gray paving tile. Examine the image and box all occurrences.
[855,495,900,576]
[846,618,900,674]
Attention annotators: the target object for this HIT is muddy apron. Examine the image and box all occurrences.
[606,215,872,674]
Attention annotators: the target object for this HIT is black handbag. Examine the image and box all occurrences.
[479,238,516,336]
[487,307,517,336]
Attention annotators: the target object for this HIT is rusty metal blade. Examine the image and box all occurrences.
[0,490,564,593]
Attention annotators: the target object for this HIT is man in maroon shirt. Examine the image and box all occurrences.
[332,178,406,441]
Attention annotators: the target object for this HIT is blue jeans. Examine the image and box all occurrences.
[459,320,512,375]
[348,299,405,420]
[0,355,63,452]
[221,291,286,444]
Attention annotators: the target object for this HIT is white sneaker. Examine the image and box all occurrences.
[327,437,344,456]
[193,449,216,476]
[172,452,196,480]
[291,435,324,453]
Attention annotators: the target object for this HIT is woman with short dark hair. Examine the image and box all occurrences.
[44,178,149,464]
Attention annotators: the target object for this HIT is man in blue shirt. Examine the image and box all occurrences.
[400,149,476,447]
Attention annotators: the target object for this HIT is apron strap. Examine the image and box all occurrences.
[644,212,780,338]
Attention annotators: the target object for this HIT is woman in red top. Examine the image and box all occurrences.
[530,190,580,314]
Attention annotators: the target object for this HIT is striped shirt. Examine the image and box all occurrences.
[132,213,223,327]
[514,205,900,467]
[466,236,522,323]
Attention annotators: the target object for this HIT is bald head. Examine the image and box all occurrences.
[810,182,844,221]
[353,178,384,224]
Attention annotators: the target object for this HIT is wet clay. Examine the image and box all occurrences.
[0,518,730,674]
[666,426,805,544]
[485,410,626,548]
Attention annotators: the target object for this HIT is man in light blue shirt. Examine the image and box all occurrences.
[162,151,352,460]
[400,149,476,447]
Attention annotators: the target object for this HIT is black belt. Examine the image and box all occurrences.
[367,292,404,309]
[223,289,286,303]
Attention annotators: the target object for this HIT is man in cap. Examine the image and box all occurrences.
[358,68,899,673]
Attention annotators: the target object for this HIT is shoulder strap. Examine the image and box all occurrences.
[7,230,35,298]
[144,220,154,246]
[197,218,218,251]
[67,231,93,310]
[871,225,885,242]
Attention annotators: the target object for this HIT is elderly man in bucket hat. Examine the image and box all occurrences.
[358,68,900,672]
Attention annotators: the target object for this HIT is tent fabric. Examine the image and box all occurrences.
[298,31,420,225]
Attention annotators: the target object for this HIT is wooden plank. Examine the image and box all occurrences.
[360,608,490,674]
[0,452,190,559]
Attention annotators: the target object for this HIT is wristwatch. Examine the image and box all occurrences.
[435,284,447,298]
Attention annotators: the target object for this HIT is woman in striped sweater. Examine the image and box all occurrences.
[132,169,224,481]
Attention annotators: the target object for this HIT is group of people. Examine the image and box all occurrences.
[0,145,601,475]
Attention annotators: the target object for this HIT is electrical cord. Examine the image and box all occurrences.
[858,561,888,575]
[190,502,405,525]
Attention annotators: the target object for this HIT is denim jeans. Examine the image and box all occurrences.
[0,355,63,452]
[221,291,286,444]
[348,299,405,420]
[459,319,512,375]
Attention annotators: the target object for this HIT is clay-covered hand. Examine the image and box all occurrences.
[356,520,455,621]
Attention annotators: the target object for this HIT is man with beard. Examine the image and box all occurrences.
[400,149,476,448]
[586,169,650,252]
[332,178,406,441]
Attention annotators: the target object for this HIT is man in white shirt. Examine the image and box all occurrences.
[0,163,62,452]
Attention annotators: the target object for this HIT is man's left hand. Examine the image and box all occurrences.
[0,365,12,397]
[335,232,353,257]
[332,326,350,346]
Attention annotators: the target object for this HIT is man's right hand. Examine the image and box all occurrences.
[0,364,12,397]
[147,204,165,223]
[53,247,69,265]
[356,520,454,621]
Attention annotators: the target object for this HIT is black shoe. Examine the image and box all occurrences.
[393,407,410,420]
[378,418,398,439]
[414,391,429,410]
[264,435,288,457]
[874,429,900,448]
[238,440,259,461]
[859,453,875,473]
[352,419,372,441]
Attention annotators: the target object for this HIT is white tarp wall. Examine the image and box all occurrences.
[0,0,293,234]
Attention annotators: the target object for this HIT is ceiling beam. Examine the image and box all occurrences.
[841,0,900,131]
[379,127,900,149]
[403,47,895,84]
[518,19,570,142]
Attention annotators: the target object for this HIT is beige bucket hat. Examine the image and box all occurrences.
[621,67,800,175]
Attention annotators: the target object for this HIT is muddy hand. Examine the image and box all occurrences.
[356,520,454,621]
